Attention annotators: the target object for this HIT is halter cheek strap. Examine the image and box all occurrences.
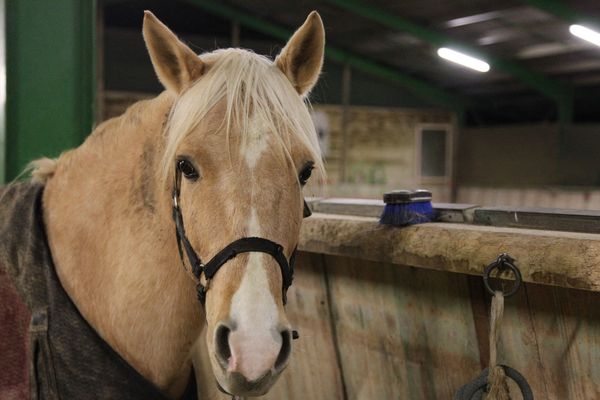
[172,165,307,307]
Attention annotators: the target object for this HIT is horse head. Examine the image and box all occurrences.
[143,10,325,396]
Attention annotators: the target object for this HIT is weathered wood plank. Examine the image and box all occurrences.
[323,255,480,399]
[462,279,600,400]
[465,282,549,399]
[300,213,600,292]
[262,253,344,399]
[191,244,600,399]
[524,284,600,399]
[496,285,550,399]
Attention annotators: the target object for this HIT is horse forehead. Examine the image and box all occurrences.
[244,113,272,169]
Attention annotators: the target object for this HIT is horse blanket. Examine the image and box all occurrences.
[0,181,197,399]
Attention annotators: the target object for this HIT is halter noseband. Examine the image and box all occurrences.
[171,163,310,307]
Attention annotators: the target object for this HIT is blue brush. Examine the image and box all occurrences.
[380,189,436,226]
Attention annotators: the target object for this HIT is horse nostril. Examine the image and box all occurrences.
[215,324,232,368]
[274,329,292,370]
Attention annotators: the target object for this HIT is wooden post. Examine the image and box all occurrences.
[339,62,351,184]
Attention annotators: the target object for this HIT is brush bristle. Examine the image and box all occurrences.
[379,201,436,226]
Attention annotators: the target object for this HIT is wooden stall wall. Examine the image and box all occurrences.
[193,252,600,399]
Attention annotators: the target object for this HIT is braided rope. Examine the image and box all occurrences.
[486,291,510,399]
[455,288,533,400]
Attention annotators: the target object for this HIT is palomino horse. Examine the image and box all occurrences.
[8,10,325,399]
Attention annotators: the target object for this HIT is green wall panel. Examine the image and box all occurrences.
[6,0,95,180]
[0,0,5,184]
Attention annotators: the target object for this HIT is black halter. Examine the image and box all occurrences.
[171,164,310,307]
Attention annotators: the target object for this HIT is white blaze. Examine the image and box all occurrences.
[244,114,270,169]
[230,209,278,325]
[227,117,281,381]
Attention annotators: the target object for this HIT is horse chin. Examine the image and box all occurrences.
[213,364,283,397]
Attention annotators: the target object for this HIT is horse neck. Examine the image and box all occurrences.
[43,92,203,396]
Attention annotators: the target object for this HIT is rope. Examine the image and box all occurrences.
[486,291,510,400]
[455,289,534,400]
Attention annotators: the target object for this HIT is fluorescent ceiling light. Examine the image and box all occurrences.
[437,47,490,72]
[570,24,600,47]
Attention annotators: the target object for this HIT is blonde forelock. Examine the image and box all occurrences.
[160,48,325,185]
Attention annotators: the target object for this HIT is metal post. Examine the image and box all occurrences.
[339,62,351,184]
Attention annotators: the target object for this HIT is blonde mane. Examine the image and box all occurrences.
[161,48,325,184]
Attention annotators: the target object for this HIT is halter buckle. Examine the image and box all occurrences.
[192,261,204,279]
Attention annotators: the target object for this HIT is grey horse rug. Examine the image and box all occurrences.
[0,181,198,399]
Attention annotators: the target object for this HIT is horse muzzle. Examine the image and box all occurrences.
[213,322,291,396]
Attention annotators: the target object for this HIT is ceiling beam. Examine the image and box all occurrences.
[323,0,570,104]
[182,0,466,110]
[518,0,600,28]
[517,0,600,129]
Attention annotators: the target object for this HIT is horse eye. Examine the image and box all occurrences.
[298,163,314,186]
[178,159,199,181]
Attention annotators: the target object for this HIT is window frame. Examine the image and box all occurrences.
[415,123,453,185]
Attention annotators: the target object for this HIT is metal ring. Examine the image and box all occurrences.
[483,254,522,297]
[455,365,534,400]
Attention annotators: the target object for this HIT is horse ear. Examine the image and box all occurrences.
[142,11,204,93]
[275,11,325,96]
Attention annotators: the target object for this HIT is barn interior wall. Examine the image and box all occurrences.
[311,104,454,200]
[458,124,600,187]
